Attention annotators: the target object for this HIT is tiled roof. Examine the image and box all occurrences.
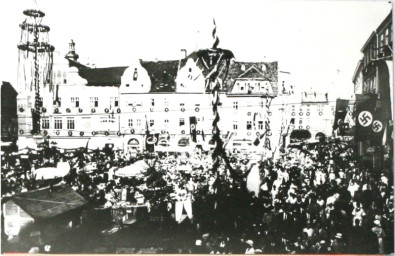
[78,66,128,86]
[225,61,278,96]
[10,184,87,220]
[140,60,180,93]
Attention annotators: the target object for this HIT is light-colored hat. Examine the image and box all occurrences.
[195,239,202,246]
[374,220,381,226]
[335,233,342,239]
[246,240,254,246]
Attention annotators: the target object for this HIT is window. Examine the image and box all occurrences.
[189,68,192,72]
[42,118,49,129]
[164,119,169,127]
[299,119,303,125]
[136,119,141,127]
[58,97,62,107]
[195,103,200,107]
[90,97,98,107]
[67,117,75,130]
[110,97,118,107]
[380,33,385,47]
[54,117,62,130]
[133,68,138,81]
[261,100,265,108]
[165,98,169,107]
[247,101,252,107]
[247,121,252,130]
[150,119,154,127]
[180,103,185,107]
[126,84,130,87]
[385,28,390,45]
[151,98,155,107]
[128,119,133,127]
[233,101,238,110]
[258,121,263,130]
[233,121,238,130]
[179,118,185,126]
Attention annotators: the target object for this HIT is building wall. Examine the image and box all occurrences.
[17,53,335,152]
[1,82,18,143]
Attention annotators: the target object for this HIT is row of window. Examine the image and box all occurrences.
[42,117,74,130]
[40,97,119,108]
[127,118,203,128]
[365,27,392,65]
[232,121,264,130]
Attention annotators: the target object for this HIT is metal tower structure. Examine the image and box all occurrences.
[17,9,55,134]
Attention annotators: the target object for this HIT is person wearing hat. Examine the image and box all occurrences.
[371,220,385,254]
[331,233,345,253]
[245,240,255,254]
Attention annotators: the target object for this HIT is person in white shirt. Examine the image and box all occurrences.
[352,205,366,226]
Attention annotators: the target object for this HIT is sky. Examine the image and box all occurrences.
[0,0,392,99]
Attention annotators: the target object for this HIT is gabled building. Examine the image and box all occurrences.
[16,40,306,155]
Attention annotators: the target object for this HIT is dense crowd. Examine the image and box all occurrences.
[1,139,394,254]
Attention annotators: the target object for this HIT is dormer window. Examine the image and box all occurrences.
[133,68,138,81]
[241,64,246,71]
[261,64,266,72]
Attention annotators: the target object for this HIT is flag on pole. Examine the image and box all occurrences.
[354,94,377,142]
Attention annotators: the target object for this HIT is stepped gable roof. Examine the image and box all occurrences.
[140,60,180,93]
[10,184,87,220]
[225,61,278,96]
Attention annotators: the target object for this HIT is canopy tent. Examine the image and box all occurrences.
[115,160,149,177]
[33,162,70,180]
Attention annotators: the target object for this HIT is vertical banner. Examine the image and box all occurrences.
[189,116,197,143]
[354,94,377,142]
[371,108,385,146]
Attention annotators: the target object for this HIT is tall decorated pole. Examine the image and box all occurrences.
[187,20,236,178]
[18,9,55,135]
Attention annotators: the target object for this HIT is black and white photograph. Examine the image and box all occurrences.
[0,0,394,254]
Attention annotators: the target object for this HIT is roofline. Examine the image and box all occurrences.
[361,31,377,52]
[361,10,392,52]
[376,10,392,33]
[352,59,364,83]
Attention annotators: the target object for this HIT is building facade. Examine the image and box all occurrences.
[352,10,393,166]
[17,41,333,154]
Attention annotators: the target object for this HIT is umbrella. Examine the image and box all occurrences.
[33,162,70,180]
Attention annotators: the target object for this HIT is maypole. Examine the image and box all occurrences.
[18,9,55,134]
[187,20,235,178]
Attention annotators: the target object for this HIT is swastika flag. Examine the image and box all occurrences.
[354,94,377,141]
[371,108,385,146]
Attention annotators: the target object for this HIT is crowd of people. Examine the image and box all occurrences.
[1,139,394,254]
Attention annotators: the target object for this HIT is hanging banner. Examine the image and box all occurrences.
[354,94,377,142]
